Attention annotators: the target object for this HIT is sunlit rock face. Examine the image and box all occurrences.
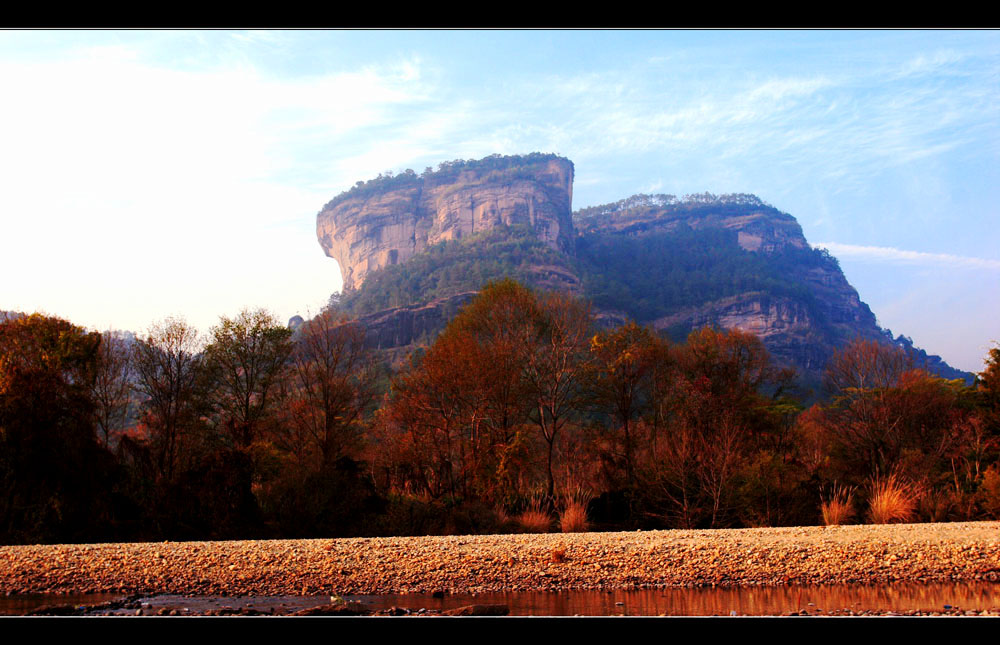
[653,292,862,374]
[313,157,972,385]
[317,156,574,291]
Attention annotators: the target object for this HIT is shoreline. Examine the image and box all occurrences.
[3,521,999,597]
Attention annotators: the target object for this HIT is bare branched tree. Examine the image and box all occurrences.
[523,292,592,499]
[132,317,204,483]
[91,330,135,449]
[285,310,379,468]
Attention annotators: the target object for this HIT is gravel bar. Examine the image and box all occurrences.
[2,521,999,597]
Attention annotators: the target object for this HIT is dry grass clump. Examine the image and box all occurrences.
[867,471,921,525]
[980,464,1000,519]
[517,498,552,533]
[559,487,594,533]
[493,506,513,530]
[820,484,856,526]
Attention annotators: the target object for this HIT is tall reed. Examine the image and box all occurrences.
[820,484,856,526]
[518,496,552,533]
[559,487,594,533]
[866,471,920,525]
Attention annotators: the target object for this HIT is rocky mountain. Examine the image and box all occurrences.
[317,153,575,291]
[317,154,972,387]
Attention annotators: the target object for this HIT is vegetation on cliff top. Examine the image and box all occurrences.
[573,192,782,232]
[320,152,572,213]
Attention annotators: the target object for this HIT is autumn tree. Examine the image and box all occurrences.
[655,328,796,528]
[439,280,543,502]
[585,321,667,490]
[522,292,593,500]
[378,345,473,500]
[821,339,933,476]
[825,338,912,393]
[283,309,379,469]
[131,317,206,485]
[380,280,546,505]
[446,280,539,448]
[0,314,114,543]
[816,338,978,516]
[977,343,1000,433]
[90,330,136,449]
[204,308,293,450]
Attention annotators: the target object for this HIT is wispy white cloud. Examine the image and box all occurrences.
[0,43,445,333]
[815,243,1000,271]
[893,48,968,79]
[487,43,998,207]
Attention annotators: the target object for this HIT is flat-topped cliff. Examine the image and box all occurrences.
[315,155,972,385]
[317,154,574,291]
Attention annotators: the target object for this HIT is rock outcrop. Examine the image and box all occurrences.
[317,154,574,291]
[356,291,478,350]
[315,156,972,384]
[575,193,807,255]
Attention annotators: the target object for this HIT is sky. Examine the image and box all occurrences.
[0,30,997,373]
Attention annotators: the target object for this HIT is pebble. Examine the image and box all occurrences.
[1,522,999,598]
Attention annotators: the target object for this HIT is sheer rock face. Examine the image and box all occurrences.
[313,158,971,383]
[652,292,869,373]
[317,158,574,291]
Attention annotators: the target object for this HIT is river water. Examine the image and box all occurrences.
[4,580,1000,616]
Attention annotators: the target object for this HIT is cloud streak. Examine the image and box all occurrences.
[815,242,1000,271]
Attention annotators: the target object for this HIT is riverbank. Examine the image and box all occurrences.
[2,522,999,597]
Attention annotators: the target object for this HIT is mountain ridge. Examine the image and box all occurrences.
[316,154,972,386]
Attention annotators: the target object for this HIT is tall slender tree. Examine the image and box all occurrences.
[0,314,111,542]
[285,310,378,468]
[90,330,135,449]
[204,308,293,449]
[523,292,592,499]
[131,317,205,484]
[586,321,665,489]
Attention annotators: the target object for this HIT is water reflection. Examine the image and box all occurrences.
[0,592,124,616]
[3,581,999,616]
[357,581,1000,616]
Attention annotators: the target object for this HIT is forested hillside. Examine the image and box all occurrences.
[321,161,970,386]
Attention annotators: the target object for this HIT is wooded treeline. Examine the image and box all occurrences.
[2,281,998,544]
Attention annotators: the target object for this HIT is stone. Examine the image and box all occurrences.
[442,604,510,616]
[291,604,373,616]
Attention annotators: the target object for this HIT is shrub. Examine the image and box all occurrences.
[559,488,594,533]
[820,484,855,526]
[493,506,513,529]
[980,464,1000,519]
[518,498,552,533]
[866,471,920,525]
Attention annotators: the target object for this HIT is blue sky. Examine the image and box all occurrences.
[1,30,997,373]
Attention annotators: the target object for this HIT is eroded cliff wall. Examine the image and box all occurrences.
[313,160,971,384]
[317,156,574,291]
